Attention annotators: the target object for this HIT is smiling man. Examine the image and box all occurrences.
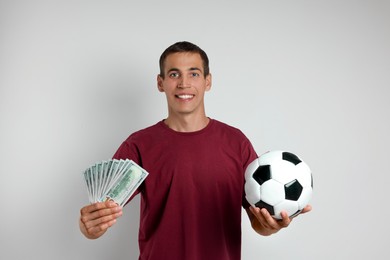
[79,41,311,260]
[157,50,211,132]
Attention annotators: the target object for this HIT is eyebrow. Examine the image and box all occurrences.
[167,67,202,73]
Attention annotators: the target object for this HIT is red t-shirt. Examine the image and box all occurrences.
[113,119,258,260]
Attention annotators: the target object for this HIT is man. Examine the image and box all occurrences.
[79,41,311,259]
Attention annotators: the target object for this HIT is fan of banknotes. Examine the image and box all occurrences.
[82,159,149,207]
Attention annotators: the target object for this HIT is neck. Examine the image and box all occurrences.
[164,115,210,132]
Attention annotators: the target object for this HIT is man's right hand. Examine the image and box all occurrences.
[79,201,123,239]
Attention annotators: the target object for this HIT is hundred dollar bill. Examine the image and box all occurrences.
[82,159,148,206]
[91,165,97,202]
[100,160,112,200]
[105,161,148,207]
[96,162,103,202]
[83,168,93,203]
[102,159,128,196]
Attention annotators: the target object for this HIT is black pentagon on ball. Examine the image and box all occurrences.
[290,209,302,218]
[252,165,271,185]
[255,200,275,216]
[311,173,314,188]
[284,179,303,201]
[282,152,302,165]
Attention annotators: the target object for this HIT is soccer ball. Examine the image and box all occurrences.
[245,151,313,219]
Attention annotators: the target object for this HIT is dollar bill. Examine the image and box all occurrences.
[105,162,148,207]
[82,159,148,206]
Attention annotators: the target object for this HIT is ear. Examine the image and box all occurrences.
[205,73,212,92]
[157,74,164,92]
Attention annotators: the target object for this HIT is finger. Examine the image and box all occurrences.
[256,208,268,224]
[260,208,292,230]
[81,201,118,216]
[300,204,312,214]
[80,201,122,228]
[82,206,122,229]
[278,211,291,227]
[260,208,278,229]
[249,206,260,217]
[87,218,118,235]
[88,204,122,220]
[82,206,122,237]
[250,207,268,226]
[80,201,120,221]
[84,210,122,229]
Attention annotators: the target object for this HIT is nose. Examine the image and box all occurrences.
[178,75,190,88]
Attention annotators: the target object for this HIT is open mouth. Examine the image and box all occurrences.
[176,94,194,100]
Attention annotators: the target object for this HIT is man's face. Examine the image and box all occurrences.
[157,52,212,117]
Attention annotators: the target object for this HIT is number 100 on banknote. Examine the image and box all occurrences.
[82,159,149,207]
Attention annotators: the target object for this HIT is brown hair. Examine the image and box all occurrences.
[159,41,210,78]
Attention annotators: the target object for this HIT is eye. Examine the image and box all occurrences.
[169,72,180,78]
[190,72,200,77]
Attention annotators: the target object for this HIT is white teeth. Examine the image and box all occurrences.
[177,94,194,99]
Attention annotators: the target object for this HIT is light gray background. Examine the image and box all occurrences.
[1,0,389,259]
